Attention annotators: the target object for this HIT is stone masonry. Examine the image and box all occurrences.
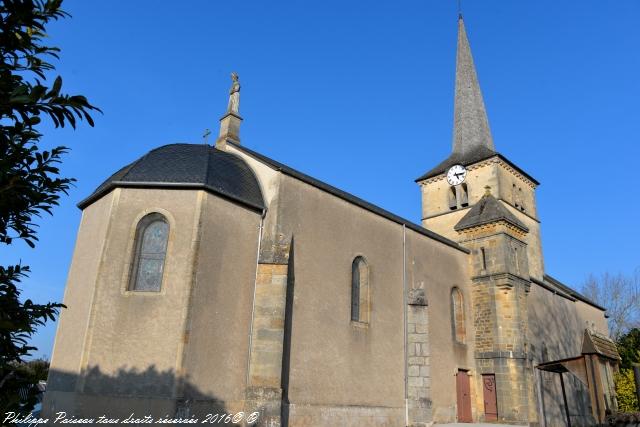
[245,262,289,427]
[457,217,533,424]
[407,289,431,426]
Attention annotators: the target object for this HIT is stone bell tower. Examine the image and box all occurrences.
[455,186,533,423]
[414,15,545,424]
[415,15,544,282]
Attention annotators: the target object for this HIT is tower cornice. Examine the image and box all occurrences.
[417,154,539,188]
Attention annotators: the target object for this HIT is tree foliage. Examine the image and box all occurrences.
[0,0,99,415]
[582,269,640,340]
[0,358,49,414]
[617,328,640,371]
[614,369,639,413]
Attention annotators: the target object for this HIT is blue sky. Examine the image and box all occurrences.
[5,0,639,359]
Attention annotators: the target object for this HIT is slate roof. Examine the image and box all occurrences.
[78,144,265,211]
[415,148,540,184]
[452,16,494,157]
[529,275,606,312]
[543,275,606,311]
[583,329,621,360]
[228,142,469,254]
[415,16,540,185]
[416,145,494,182]
[454,192,529,232]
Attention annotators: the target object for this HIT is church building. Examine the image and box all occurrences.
[44,15,620,427]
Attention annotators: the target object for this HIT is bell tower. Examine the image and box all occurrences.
[414,15,546,424]
[415,15,544,281]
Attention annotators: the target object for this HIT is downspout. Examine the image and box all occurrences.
[402,224,408,427]
[246,208,266,388]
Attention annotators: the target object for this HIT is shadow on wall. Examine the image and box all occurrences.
[529,294,595,427]
[42,366,259,426]
[539,369,594,427]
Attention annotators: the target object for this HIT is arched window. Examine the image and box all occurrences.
[460,183,469,207]
[129,213,169,292]
[451,287,465,343]
[351,256,370,323]
[448,186,457,210]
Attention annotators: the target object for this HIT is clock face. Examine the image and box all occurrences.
[446,164,467,186]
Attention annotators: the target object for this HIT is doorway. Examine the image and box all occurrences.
[456,369,472,422]
[482,374,498,421]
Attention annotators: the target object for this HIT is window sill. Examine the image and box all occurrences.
[351,320,369,329]
[122,289,166,296]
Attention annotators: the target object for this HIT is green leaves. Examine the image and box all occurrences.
[0,0,97,414]
[1,0,101,248]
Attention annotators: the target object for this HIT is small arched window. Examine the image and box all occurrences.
[451,287,466,343]
[460,183,469,207]
[351,256,370,323]
[129,213,169,292]
[448,186,457,210]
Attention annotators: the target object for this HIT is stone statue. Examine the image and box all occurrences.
[227,72,240,114]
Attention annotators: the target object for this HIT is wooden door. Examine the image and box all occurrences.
[456,369,473,422]
[482,374,498,421]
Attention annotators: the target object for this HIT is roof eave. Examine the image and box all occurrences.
[415,152,540,186]
[77,181,265,212]
[454,217,529,233]
[542,274,607,312]
[228,142,470,254]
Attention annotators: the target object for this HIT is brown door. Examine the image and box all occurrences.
[456,369,473,422]
[482,374,498,421]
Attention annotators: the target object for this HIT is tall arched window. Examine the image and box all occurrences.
[448,186,457,210]
[451,287,466,343]
[460,183,469,207]
[129,213,169,292]
[351,256,370,323]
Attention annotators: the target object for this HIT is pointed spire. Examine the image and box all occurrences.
[452,15,494,157]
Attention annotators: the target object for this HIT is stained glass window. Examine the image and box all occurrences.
[130,214,169,292]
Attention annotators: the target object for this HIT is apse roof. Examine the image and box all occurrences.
[78,144,265,211]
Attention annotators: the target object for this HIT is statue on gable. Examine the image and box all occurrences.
[227,72,240,114]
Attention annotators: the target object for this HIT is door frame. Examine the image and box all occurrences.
[482,373,498,421]
[456,368,473,422]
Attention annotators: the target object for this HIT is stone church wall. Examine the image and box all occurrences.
[180,191,263,413]
[405,228,473,423]
[528,283,609,426]
[44,191,117,413]
[44,188,263,418]
[274,174,406,425]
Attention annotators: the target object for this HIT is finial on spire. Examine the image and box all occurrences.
[484,185,492,196]
[216,72,243,150]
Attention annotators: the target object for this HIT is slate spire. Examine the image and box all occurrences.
[452,15,494,156]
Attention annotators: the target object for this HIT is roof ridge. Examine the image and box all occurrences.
[454,193,529,232]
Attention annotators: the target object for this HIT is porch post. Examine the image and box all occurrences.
[559,372,571,427]
[633,364,640,412]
